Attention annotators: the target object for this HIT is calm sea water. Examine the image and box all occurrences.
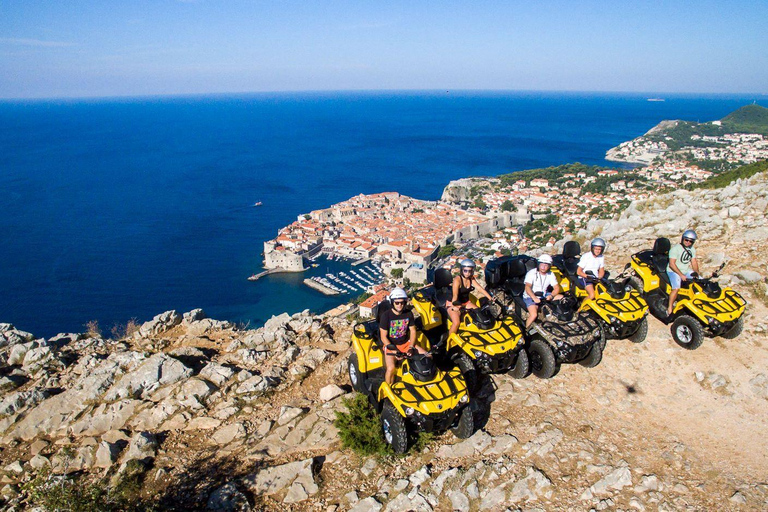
[0,91,762,337]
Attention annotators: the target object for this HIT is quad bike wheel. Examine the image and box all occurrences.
[348,353,366,393]
[628,316,648,344]
[720,316,744,339]
[579,338,603,368]
[454,352,478,393]
[671,315,704,350]
[452,405,475,439]
[381,400,408,454]
[528,337,557,379]
[508,349,529,379]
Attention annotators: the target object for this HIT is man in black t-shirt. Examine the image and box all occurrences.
[379,288,428,385]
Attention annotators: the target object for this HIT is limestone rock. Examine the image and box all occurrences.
[94,441,121,468]
[349,497,382,512]
[582,465,632,499]
[104,353,192,401]
[212,423,246,445]
[241,458,317,502]
[185,417,222,431]
[749,374,768,399]
[277,406,305,426]
[124,431,157,462]
[0,325,35,348]
[200,363,236,387]
[524,428,563,457]
[29,454,50,470]
[136,310,182,338]
[509,467,552,503]
[319,385,345,402]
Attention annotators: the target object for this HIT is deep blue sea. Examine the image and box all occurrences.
[0,91,763,337]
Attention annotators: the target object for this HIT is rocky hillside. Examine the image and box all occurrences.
[1,174,767,511]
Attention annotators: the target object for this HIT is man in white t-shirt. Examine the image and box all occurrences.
[523,254,563,328]
[576,238,606,300]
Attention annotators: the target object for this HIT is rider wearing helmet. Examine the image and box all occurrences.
[379,287,428,385]
[447,259,494,335]
[523,254,563,329]
[577,238,606,300]
[667,229,700,317]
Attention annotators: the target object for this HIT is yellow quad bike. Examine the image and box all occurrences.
[628,237,747,350]
[552,241,649,345]
[348,300,473,454]
[485,255,604,379]
[410,268,528,389]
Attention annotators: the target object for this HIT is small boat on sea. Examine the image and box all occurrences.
[254,201,263,207]
[647,98,665,102]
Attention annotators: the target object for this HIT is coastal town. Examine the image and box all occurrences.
[262,107,768,300]
[606,122,768,167]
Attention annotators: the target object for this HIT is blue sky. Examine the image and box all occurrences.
[1,0,766,98]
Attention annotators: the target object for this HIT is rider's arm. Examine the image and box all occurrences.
[475,280,493,300]
[451,276,461,305]
[597,265,605,279]
[379,327,389,344]
[408,324,417,345]
[524,282,539,303]
[669,258,686,279]
[551,281,562,297]
[691,257,700,274]
[576,265,587,278]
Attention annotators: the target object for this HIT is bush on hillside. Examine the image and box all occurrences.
[334,393,391,457]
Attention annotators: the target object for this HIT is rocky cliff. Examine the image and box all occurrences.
[1,175,767,511]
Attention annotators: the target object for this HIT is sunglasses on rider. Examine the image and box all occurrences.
[393,299,406,305]
[683,238,695,244]
[462,268,473,273]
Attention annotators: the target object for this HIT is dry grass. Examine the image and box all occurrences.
[110,318,140,340]
[84,320,101,338]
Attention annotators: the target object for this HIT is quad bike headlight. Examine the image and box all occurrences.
[473,349,483,358]
[405,407,415,416]
[460,394,469,404]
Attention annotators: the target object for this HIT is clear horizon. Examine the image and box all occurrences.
[2,1,767,100]
[1,89,767,103]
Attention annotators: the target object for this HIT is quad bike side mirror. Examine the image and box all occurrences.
[712,261,727,278]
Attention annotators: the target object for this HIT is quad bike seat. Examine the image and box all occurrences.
[433,268,454,306]
[559,241,582,289]
[361,299,394,347]
[651,237,671,285]
[505,258,529,309]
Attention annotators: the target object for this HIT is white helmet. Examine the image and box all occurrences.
[459,259,476,269]
[389,287,408,301]
[591,237,606,249]
[538,254,553,265]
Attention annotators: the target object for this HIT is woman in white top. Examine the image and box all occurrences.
[523,254,563,329]
[576,238,606,300]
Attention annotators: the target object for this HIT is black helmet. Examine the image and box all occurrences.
[409,353,436,382]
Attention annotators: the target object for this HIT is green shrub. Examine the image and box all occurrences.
[335,393,391,457]
[690,159,768,190]
[23,465,150,512]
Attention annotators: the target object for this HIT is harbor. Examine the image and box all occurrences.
[302,256,385,296]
